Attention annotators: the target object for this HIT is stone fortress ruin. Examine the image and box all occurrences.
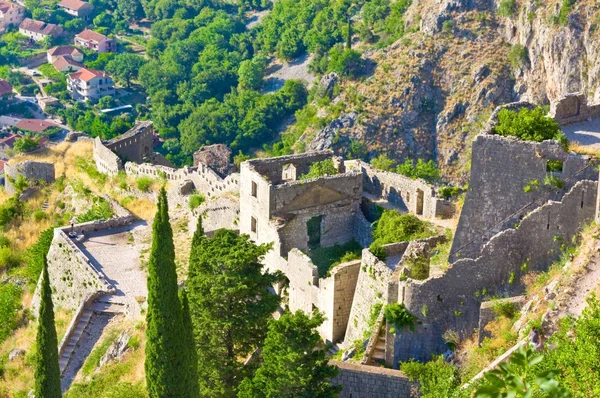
[35,92,600,396]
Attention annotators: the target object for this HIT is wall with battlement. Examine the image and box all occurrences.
[331,361,416,398]
[346,160,452,219]
[5,160,55,194]
[104,121,153,164]
[450,134,597,262]
[550,93,600,126]
[394,180,597,363]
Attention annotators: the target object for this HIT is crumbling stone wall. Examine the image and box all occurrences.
[5,160,55,194]
[395,180,597,362]
[193,144,232,177]
[245,151,334,185]
[450,134,596,261]
[550,93,600,126]
[286,250,361,342]
[191,196,240,234]
[346,160,452,219]
[330,361,416,398]
[478,296,527,344]
[93,137,123,175]
[31,228,115,314]
[104,121,154,164]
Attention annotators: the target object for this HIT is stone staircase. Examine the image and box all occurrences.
[59,294,126,376]
[59,308,93,374]
[368,327,387,366]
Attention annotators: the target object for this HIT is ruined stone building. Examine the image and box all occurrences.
[87,95,600,374]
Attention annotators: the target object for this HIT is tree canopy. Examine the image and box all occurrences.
[493,106,567,149]
[187,229,281,397]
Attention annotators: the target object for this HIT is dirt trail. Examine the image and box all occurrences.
[560,242,600,318]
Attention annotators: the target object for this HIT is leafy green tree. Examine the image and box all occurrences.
[299,159,338,180]
[34,256,62,398]
[238,56,267,91]
[13,136,38,153]
[493,106,566,148]
[106,54,147,88]
[98,96,115,109]
[396,158,441,183]
[145,188,195,397]
[327,46,364,78]
[475,346,569,398]
[238,311,341,398]
[370,154,396,171]
[188,229,282,397]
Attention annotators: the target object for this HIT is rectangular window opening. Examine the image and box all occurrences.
[251,181,257,198]
[251,216,257,233]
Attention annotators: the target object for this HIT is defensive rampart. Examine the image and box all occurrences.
[331,361,416,398]
[5,160,55,194]
[550,93,600,126]
[394,180,597,363]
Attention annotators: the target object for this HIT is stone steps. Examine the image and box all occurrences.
[59,308,93,374]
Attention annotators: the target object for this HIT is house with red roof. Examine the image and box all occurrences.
[19,18,63,42]
[15,119,60,134]
[47,46,84,63]
[67,68,115,102]
[0,132,21,151]
[57,0,93,19]
[74,29,116,53]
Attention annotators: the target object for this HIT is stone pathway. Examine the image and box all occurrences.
[562,118,600,151]
[76,221,149,317]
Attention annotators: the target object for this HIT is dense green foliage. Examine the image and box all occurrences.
[496,0,517,17]
[383,303,416,333]
[300,159,338,180]
[401,356,460,398]
[76,197,114,223]
[0,195,23,228]
[533,295,600,396]
[308,240,363,277]
[145,189,195,397]
[13,137,38,154]
[188,229,281,396]
[106,54,147,88]
[180,289,200,397]
[24,228,54,286]
[396,158,441,183]
[0,283,22,343]
[34,258,62,398]
[238,311,341,398]
[508,44,528,69]
[493,107,567,148]
[371,211,437,246]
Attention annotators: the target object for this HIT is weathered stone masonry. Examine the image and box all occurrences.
[4,160,55,194]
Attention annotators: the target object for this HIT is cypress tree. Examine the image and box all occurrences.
[145,188,194,397]
[34,255,62,398]
[180,288,199,397]
[188,216,205,281]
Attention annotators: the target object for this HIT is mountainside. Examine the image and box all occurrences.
[298,0,600,183]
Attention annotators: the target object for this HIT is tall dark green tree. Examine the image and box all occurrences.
[238,311,341,398]
[34,256,62,398]
[145,188,194,397]
[180,288,200,397]
[188,229,282,397]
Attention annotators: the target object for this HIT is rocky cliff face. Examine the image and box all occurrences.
[299,0,599,183]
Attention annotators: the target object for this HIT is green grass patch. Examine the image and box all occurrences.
[0,283,23,344]
[372,210,438,246]
[76,197,114,223]
[308,240,362,278]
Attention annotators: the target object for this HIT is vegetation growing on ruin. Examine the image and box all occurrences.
[299,159,338,180]
[188,194,206,211]
[371,211,437,247]
[370,154,441,184]
[76,196,114,223]
[384,303,416,333]
[309,240,363,278]
[400,356,460,398]
[493,107,567,149]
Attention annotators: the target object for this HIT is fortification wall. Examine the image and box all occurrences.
[5,160,55,194]
[105,121,153,164]
[94,137,123,175]
[31,230,114,314]
[395,180,597,362]
[331,361,416,398]
[550,93,600,126]
[478,296,526,344]
[450,134,596,261]
[347,160,451,219]
[246,151,333,185]
[345,249,397,345]
[191,196,240,233]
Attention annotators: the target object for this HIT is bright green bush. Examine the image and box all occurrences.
[396,159,441,183]
[188,194,206,210]
[372,210,437,246]
[401,356,460,398]
[508,44,529,69]
[300,159,338,180]
[77,197,114,223]
[136,177,154,192]
[497,0,517,17]
[384,303,416,332]
[493,106,567,149]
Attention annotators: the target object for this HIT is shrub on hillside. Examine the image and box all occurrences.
[493,106,567,149]
[300,159,338,180]
[372,210,437,246]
